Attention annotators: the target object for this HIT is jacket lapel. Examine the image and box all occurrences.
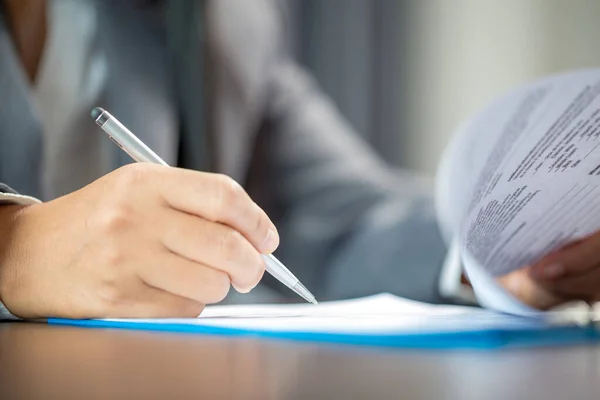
[96,1,179,170]
[204,0,273,184]
[166,0,211,172]
[166,0,262,182]
[0,1,257,196]
[0,14,43,197]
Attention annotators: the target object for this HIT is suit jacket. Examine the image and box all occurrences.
[0,0,448,304]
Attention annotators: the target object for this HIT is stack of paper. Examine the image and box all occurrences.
[49,294,598,349]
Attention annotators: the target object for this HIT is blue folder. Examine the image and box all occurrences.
[48,316,600,350]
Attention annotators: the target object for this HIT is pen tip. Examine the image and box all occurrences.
[293,282,318,305]
[91,107,104,121]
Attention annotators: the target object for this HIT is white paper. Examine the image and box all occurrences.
[103,294,552,335]
[437,69,600,314]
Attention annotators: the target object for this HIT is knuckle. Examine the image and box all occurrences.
[251,205,265,235]
[96,282,126,309]
[97,205,133,234]
[214,229,264,290]
[218,229,245,263]
[101,241,126,267]
[212,174,242,219]
[240,252,265,290]
[115,163,153,189]
[208,271,231,303]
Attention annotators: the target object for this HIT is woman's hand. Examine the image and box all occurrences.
[527,233,600,304]
[498,233,600,310]
[497,267,570,310]
[0,164,279,319]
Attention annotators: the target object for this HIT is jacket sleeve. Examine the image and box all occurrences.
[0,183,16,194]
[244,5,449,304]
[0,184,40,205]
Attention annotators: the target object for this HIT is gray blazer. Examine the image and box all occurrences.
[0,0,448,304]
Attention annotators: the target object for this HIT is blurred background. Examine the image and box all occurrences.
[288,0,600,175]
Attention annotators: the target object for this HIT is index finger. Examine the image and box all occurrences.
[154,168,279,254]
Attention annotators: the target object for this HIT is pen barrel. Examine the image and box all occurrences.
[101,116,168,166]
[262,254,298,289]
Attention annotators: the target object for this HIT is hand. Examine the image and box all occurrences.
[527,233,600,304]
[497,267,570,311]
[498,235,600,310]
[0,164,279,319]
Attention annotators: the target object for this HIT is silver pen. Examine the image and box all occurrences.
[91,107,317,304]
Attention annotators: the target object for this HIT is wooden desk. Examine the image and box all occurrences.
[1,323,599,399]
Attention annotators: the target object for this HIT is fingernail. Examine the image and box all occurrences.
[535,263,565,280]
[232,283,251,294]
[260,229,279,253]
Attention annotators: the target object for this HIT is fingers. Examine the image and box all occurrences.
[106,286,206,319]
[524,233,600,302]
[89,274,206,319]
[160,209,266,293]
[138,251,234,305]
[153,168,279,254]
[529,232,600,281]
[497,268,569,310]
[534,265,600,299]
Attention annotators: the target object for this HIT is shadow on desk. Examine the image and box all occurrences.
[1,322,600,399]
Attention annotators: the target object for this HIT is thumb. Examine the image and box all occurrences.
[497,267,568,310]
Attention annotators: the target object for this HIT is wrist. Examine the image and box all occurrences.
[0,204,28,304]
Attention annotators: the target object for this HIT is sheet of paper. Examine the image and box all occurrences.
[437,69,600,314]
[102,294,555,335]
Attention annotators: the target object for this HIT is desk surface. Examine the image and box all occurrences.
[1,323,599,400]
